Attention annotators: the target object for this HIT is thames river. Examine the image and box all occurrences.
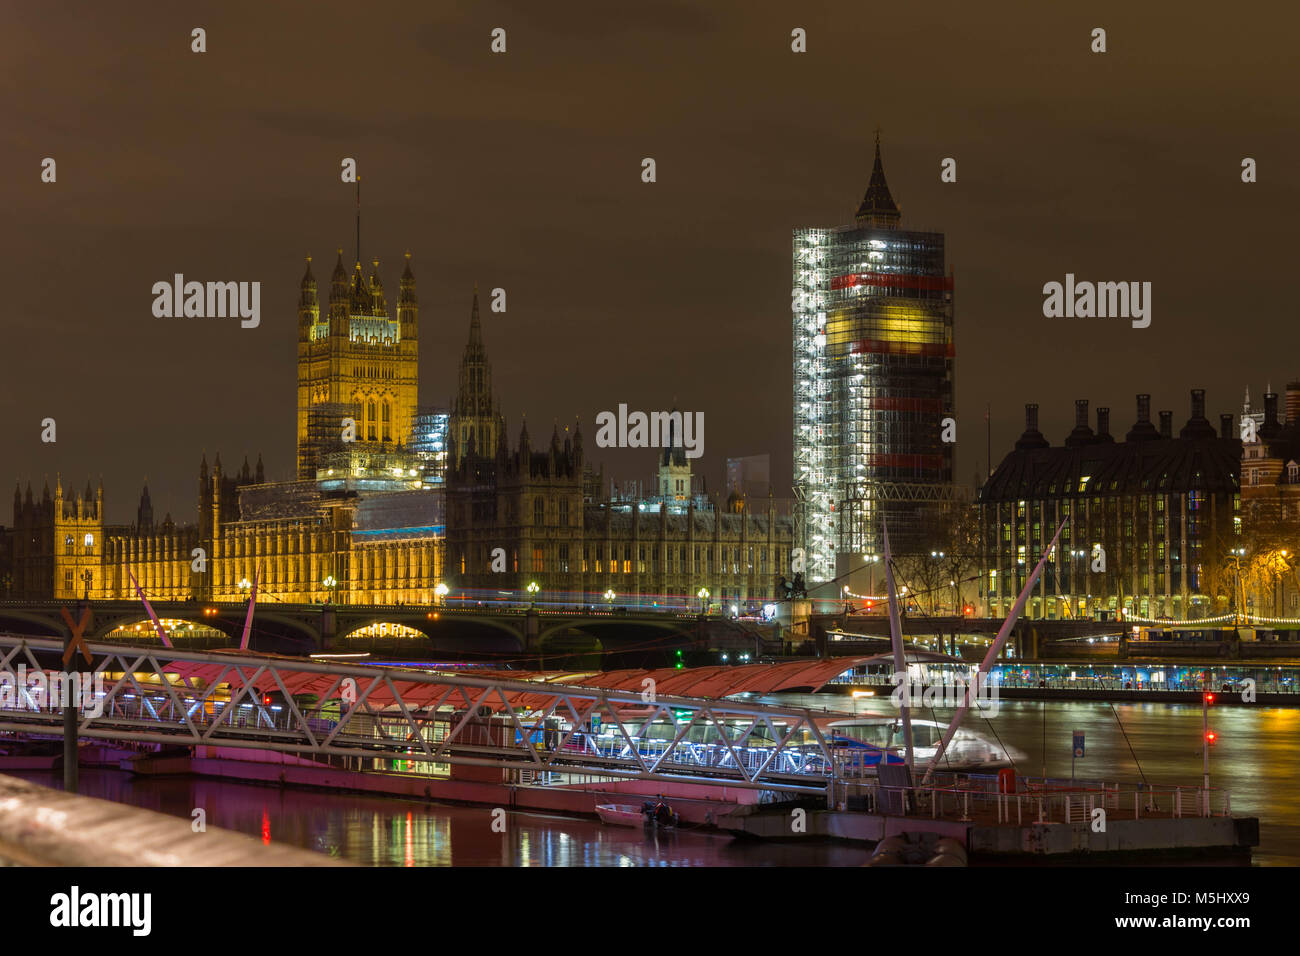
[13,697,1297,866]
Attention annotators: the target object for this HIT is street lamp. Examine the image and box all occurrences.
[697,587,710,614]
[435,582,449,606]
[322,575,337,604]
[603,588,616,609]
[527,581,540,607]
[862,553,880,601]
[238,577,252,597]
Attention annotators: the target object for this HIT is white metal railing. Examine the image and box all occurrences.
[849,773,1232,824]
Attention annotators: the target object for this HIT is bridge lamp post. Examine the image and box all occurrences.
[1227,548,1246,623]
[697,587,710,615]
[603,588,616,612]
[435,582,449,607]
[527,581,540,608]
[82,570,93,602]
[238,577,252,599]
[323,575,338,605]
[930,551,945,615]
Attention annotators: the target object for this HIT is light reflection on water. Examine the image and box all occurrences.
[9,696,1294,866]
[9,768,869,867]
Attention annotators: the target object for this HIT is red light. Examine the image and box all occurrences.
[1204,692,1216,705]
[263,695,272,705]
[1205,730,1217,744]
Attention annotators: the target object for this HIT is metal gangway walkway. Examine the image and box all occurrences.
[0,633,842,795]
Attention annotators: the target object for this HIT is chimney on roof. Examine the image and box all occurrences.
[1179,388,1218,440]
[1159,410,1173,439]
[1126,394,1160,442]
[1288,381,1300,425]
[1096,407,1112,441]
[1015,402,1050,450]
[1065,399,1095,447]
[1221,413,1234,439]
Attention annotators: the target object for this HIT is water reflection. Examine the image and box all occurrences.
[10,769,869,867]
[10,696,1294,866]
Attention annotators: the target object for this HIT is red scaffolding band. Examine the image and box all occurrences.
[831,272,954,292]
[849,339,955,358]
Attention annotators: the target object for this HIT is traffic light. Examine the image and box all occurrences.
[1203,692,1216,706]
[1205,729,1218,745]
[675,648,684,670]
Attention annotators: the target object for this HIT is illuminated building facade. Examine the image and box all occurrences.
[296,251,419,480]
[979,392,1240,621]
[793,137,954,591]
[1239,383,1300,617]
[3,244,444,607]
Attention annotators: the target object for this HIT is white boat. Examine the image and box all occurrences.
[595,804,647,827]
[595,802,679,828]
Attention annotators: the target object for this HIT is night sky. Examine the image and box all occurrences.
[4,1,1297,524]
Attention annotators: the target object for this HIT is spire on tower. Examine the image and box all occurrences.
[855,133,902,228]
[368,257,387,315]
[464,286,485,362]
[399,251,417,308]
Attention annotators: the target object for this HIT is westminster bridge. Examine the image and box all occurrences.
[0,599,1142,667]
[0,599,781,668]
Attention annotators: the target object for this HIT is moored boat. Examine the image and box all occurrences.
[595,804,647,828]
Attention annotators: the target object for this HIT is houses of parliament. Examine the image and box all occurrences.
[1,248,793,611]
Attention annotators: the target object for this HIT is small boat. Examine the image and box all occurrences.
[595,804,646,828]
[595,802,681,829]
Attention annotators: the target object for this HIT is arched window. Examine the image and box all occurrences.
[534,497,545,526]
[65,535,74,556]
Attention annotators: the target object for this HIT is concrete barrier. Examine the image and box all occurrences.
[0,773,346,866]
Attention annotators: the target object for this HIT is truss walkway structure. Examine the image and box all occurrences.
[0,634,865,795]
